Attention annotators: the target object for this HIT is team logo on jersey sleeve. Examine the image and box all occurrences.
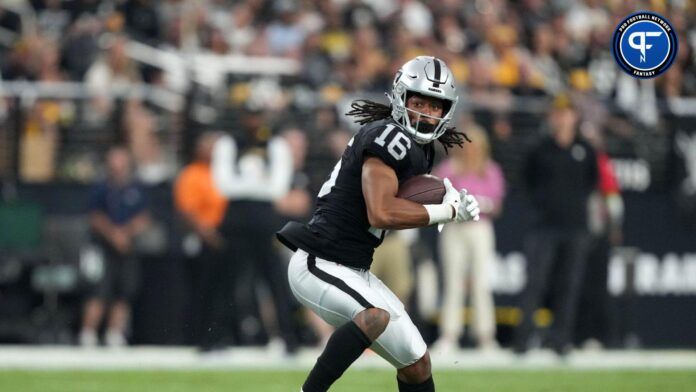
[612,11,678,79]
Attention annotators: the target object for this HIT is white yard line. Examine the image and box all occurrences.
[0,346,695,371]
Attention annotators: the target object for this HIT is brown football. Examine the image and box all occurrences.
[396,174,446,204]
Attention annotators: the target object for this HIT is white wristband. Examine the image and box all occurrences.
[424,204,454,225]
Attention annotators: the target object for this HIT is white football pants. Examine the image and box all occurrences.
[287,249,427,368]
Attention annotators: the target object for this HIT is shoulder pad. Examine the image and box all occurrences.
[360,121,414,171]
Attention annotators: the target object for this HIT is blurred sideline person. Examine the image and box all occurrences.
[173,132,229,351]
[513,95,598,356]
[80,146,151,347]
[212,112,299,354]
[273,128,334,349]
[277,56,480,392]
[576,123,624,348]
[370,230,416,305]
[432,125,505,353]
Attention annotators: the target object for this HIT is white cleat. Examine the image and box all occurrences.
[266,337,287,356]
[78,329,98,347]
[105,329,127,347]
[431,338,458,356]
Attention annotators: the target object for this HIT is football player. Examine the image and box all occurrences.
[277,56,480,392]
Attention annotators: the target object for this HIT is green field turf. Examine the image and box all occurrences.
[2,369,695,392]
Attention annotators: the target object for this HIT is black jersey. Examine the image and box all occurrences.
[277,118,435,270]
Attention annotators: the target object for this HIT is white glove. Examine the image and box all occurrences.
[442,178,461,218]
[456,189,480,223]
[424,178,461,232]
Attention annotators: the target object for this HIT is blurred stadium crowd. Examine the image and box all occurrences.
[0,0,695,352]
[0,0,695,182]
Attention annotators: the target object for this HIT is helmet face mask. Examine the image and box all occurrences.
[388,56,458,144]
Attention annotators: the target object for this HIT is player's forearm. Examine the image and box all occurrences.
[367,198,430,229]
[89,212,115,239]
[361,157,439,229]
[124,212,150,237]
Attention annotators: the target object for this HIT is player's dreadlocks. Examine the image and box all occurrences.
[346,99,471,154]
[346,99,393,126]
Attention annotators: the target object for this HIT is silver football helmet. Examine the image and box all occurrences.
[388,56,459,144]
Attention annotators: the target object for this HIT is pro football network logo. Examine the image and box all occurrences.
[612,11,678,78]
